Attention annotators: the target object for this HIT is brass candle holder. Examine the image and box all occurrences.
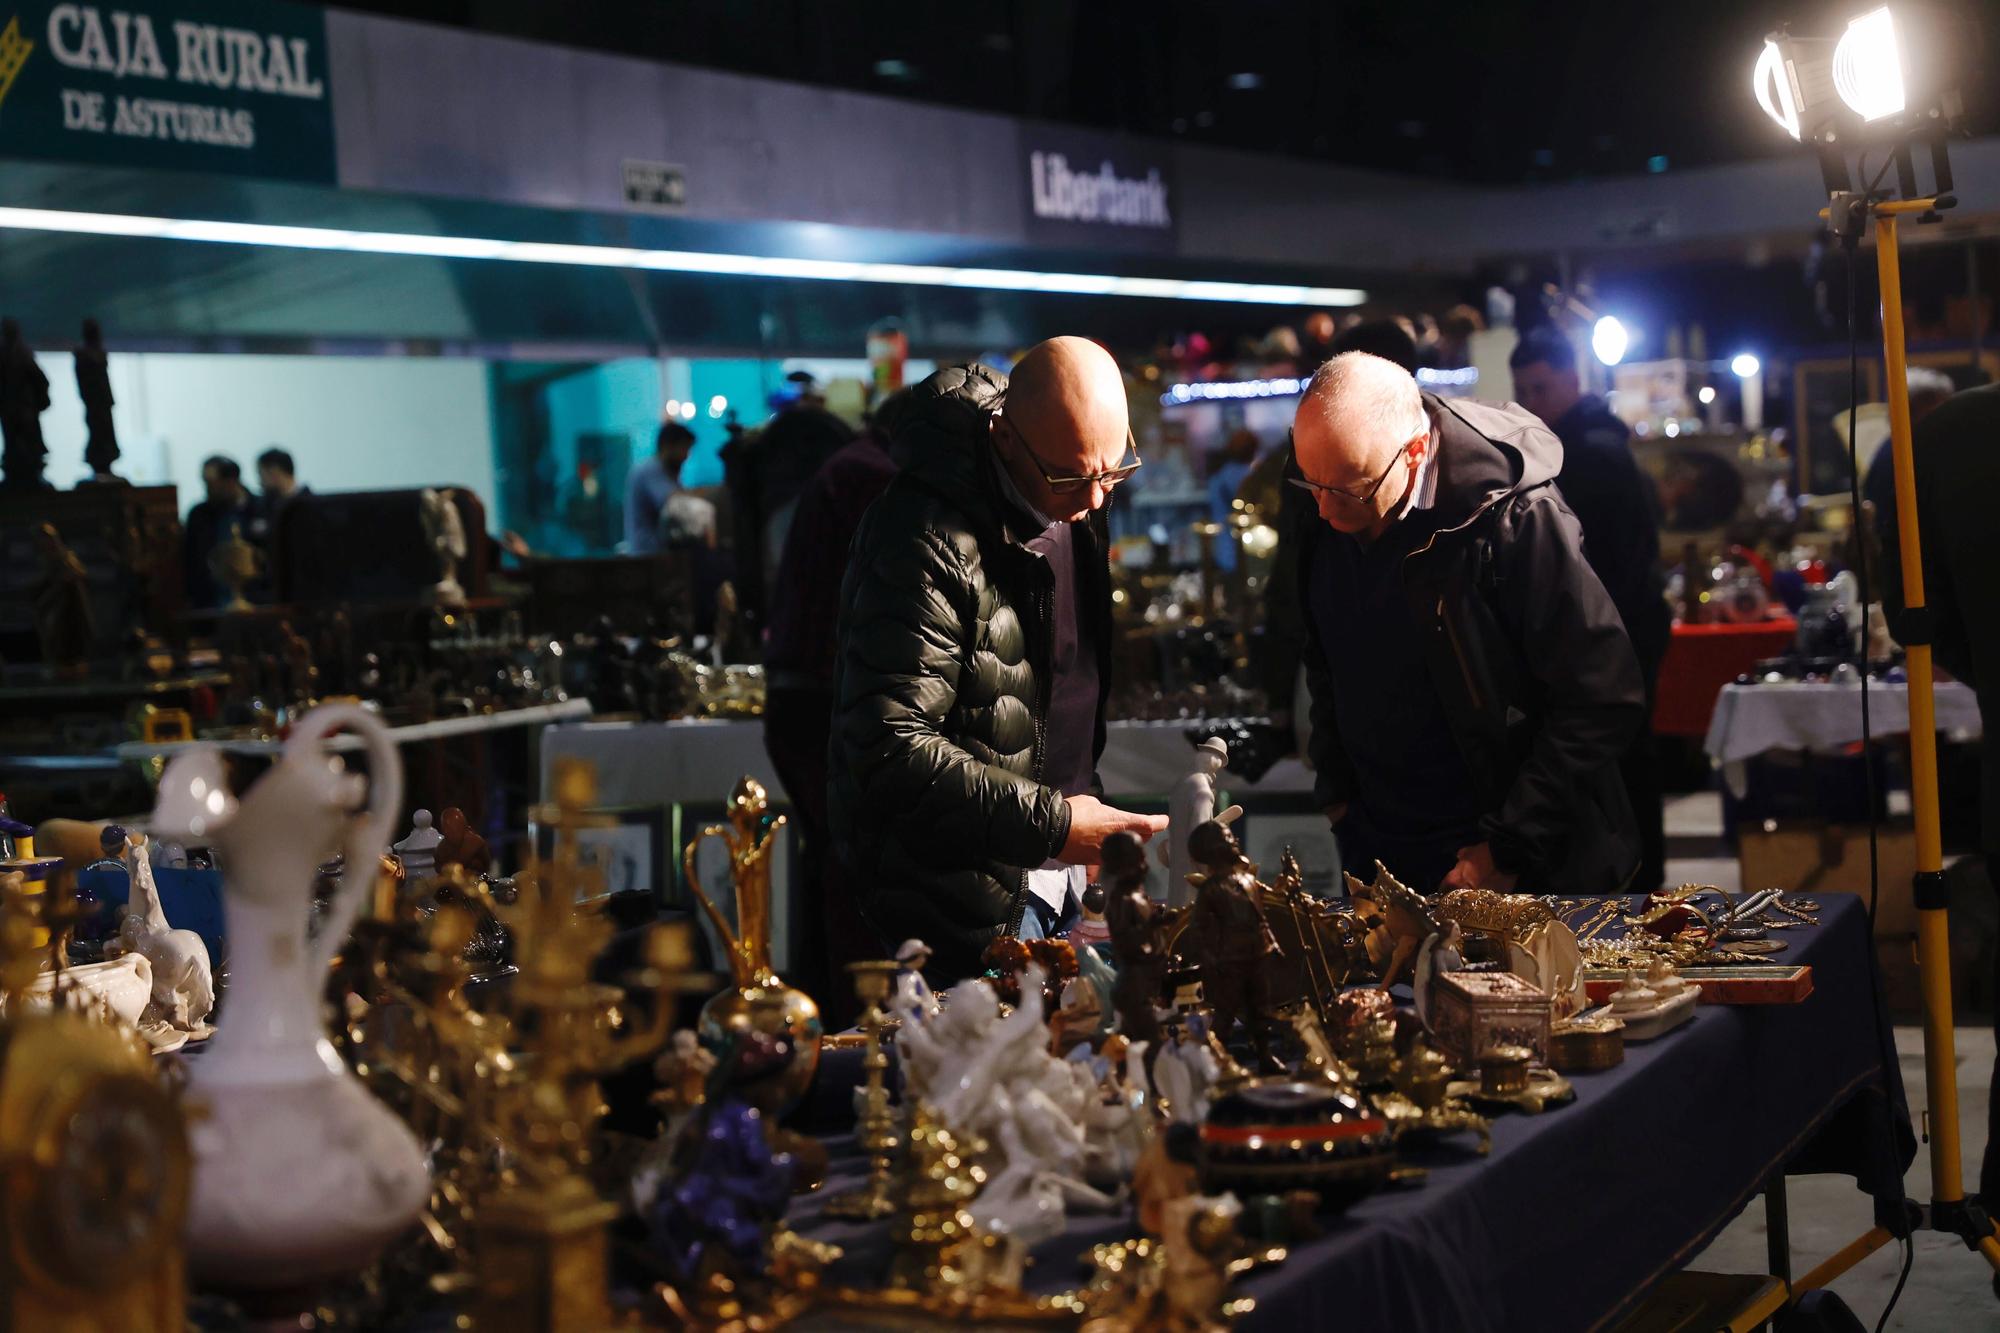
[823,959,901,1221]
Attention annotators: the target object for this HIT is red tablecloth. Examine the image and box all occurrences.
[1653,618,1798,737]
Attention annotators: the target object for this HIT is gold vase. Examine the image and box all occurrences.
[684,778,822,1115]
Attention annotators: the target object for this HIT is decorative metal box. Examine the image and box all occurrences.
[1430,970,1553,1065]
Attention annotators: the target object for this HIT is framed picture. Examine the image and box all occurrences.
[1239,810,1343,900]
[674,801,796,972]
[530,805,667,902]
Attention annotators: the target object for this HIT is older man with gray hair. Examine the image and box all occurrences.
[1288,351,1645,896]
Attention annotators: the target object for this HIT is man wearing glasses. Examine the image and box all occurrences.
[1290,351,1645,897]
[830,336,1167,982]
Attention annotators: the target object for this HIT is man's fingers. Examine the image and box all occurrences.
[1134,813,1171,835]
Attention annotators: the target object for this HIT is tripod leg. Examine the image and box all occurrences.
[1876,209,2000,1265]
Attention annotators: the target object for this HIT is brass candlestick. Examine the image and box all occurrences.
[823,960,901,1221]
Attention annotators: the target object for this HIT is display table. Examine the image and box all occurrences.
[1703,680,1982,797]
[540,717,1315,807]
[796,893,1908,1332]
[1652,619,1799,738]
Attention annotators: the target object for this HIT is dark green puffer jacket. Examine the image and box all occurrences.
[828,364,1111,982]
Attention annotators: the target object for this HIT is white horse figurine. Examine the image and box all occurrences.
[109,831,215,1035]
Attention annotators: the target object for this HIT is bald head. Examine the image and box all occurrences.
[994,336,1131,521]
[1292,352,1431,538]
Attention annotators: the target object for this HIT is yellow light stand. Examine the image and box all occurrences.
[1783,192,2000,1308]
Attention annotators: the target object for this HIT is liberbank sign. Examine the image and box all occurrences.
[1022,128,1177,254]
[0,0,334,181]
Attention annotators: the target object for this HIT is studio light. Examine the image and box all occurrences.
[1731,352,1762,378]
[1754,4,1967,156]
[1591,316,1629,367]
[1833,7,1905,121]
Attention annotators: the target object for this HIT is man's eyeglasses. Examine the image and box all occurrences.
[1006,415,1143,494]
[1286,420,1429,506]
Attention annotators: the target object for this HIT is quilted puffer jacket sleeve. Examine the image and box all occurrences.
[835,523,1073,869]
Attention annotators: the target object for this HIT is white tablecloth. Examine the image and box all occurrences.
[539,717,1315,809]
[1703,680,1983,796]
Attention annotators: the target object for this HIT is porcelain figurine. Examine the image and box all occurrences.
[420,487,469,607]
[393,809,442,881]
[1166,738,1243,908]
[105,829,214,1041]
[902,967,1126,1236]
[1185,819,1284,1073]
[893,938,939,1021]
[1067,881,1113,952]
[1412,919,1465,1031]
[152,702,429,1290]
[1151,1021,1224,1125]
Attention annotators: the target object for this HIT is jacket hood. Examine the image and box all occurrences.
[1425,392,1565,530]
[881,363,1006,494]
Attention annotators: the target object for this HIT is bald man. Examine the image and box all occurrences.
[1289,352,1644,897]
[830,340,1167,980]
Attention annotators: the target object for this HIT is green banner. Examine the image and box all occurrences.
[0,0,334,181]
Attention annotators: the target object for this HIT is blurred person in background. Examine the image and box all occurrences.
[723,374,853,644]
[183,455,265,610]
[1254,318,1420,729]
[626,420,695,555]
[762,393,906,1023]
[1877,379,2000,1208]
[1291,352,1643,896]
[829,338,1167,981]
[1432,304,1486,369]
[257,448,308,514]
[1863,365,1956,547]
[1207,428,1259,572]
[1509,326,1671,890]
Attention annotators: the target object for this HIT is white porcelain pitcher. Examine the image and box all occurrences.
[153,702,429,1289]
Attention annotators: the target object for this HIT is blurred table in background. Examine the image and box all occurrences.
[1704,679,1982,795]
[1654,619,1799,737]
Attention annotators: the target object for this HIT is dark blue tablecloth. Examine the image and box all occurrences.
[795,893,1913,1333]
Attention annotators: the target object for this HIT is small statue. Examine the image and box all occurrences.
[74,317,120,481]
[434,806,491,878]
[277,620,319,709]
[893,938,938,1020]
[1364,862,1436,992]
[1185,819,1284,1072]
[208,523,263,613]
[31,523,94,674]
[0,316,50,491]
[1166,738,1242,908]
[1132,1121,1201,1237]
[104,829,215,1040]
[1103,830,1166,1056]
[1067,881,1112,952]
[392,810,442,881]
[642,1095,797,1291]
[1413,918,1466,1030]
[419,487,468,607]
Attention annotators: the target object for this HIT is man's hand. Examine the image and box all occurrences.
[1442,842,1518,894]
[1060,795,1169,866]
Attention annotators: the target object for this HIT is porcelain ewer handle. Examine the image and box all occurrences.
[287,702,404,975]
